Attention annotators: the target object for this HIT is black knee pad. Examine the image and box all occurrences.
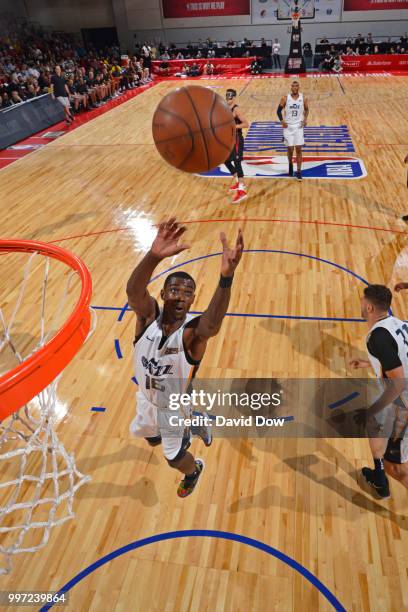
[166,436,191,467]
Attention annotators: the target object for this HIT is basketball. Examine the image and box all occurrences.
[152,85,236,173]
[4,3,408,607]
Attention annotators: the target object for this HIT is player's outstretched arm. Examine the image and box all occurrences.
[126,218,189,318]
[277,96,287,129]
[184,230,244,361]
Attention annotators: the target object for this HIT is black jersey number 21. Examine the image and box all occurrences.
[396,324,408,356]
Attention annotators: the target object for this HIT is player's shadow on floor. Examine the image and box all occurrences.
[77,442,159,473]
[191,179,289,217]
[282,453,408,530]
[30,211,97,239]
[75,443,159,505]
[227,445,408,531]
[259,318,360,375]
[76,476,159,506]
[321,181,406,220]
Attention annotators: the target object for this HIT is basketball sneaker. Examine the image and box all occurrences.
[289,162,294,177]
[229,181,240,191]
[361,467,390,499]
[232,189,247,204]
[191,418,213,447]
[296,171,302,181]
[177,459,205,498]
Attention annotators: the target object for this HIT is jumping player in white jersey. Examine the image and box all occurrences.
[277,81,309,181]
[350,285,408,498]
[126,218,244,498]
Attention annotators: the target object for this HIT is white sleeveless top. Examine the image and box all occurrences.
[285,93,304,126]
[366,315,408,379]
[133,308,200,409]
[367,316,408,461]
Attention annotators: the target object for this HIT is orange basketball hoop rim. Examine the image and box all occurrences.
[0,240,92,420]
[292,11,300,25]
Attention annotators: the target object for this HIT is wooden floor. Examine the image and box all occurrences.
[1,75,408,611]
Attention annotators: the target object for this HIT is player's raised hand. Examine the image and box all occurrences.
[150,218,189,260]
[220,229,244,277]
[394,282,408,292]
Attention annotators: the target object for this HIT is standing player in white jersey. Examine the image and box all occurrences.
[350,285,408,498]
[277,81,309,181]
[126,219,244,498]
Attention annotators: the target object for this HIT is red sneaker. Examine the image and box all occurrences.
[229,181,240,191]
[232,189,247,204]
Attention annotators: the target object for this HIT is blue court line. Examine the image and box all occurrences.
[91,406,106,413]
[328,391,360,410]
[114,339,122,359]
[192,410,216,420]
[39,530,346,612]
[131,376,138,385]
[190,311,364,322]
[94,305,364,322]
[245,136,353,139]
[114,250,374,362]
[118,302,128,322]
[148,249,371,287]
[245,149,355,153]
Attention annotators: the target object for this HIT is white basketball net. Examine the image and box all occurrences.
[0,250,96,574]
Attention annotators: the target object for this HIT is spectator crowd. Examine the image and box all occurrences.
[1,20,407,115]
[0,21,153,117]
[317,32,407,55]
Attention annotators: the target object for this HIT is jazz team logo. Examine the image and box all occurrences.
[202,156,367,180]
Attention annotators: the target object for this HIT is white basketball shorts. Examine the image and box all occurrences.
[129,391,191,460]
[57,96,70,109]
[283,124,304,147]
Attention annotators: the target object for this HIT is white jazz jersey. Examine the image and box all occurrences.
[130,309,200,460]
[283,93,305,146]
[134,309,200,410]
[366,316,408,462]
[366,316,408,379]
[285,93,304,126]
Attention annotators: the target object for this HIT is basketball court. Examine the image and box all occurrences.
[0,72,407,610]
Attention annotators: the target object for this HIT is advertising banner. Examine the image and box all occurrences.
[343,0,408,10]
[341,53,408,71]
[162,0,250,18]
[0,95,65,150]
[152,57,255,75]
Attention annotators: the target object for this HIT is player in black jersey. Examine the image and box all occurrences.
[350,284,408,498]
[224,89,249,204]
